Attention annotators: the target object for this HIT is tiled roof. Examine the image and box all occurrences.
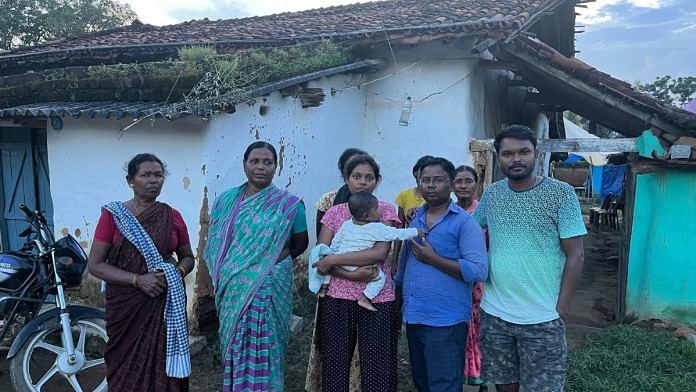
[0,0,561,58]
[505,36,696,137]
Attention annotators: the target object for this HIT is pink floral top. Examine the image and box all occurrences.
[321,201,401,303]
[465,199,480,215]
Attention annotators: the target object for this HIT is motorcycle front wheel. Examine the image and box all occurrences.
[9,317,108,392]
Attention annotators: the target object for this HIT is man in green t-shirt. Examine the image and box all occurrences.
[474,125,586,392]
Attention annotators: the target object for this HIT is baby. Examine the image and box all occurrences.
[309,191,419,311]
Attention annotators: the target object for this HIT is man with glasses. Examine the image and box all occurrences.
[395,157,488,391]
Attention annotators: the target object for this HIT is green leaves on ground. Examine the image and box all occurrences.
[566,325,696,392]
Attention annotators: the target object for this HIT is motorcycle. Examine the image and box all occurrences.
[0,204,107,391]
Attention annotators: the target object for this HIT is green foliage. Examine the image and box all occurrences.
[241,40,349,85]
[566,325,696,391]
[165,40,349,117]
[634,75,696,107]
[0,0,137,50]
[87,62,194,80]
[1,40,349,116]
[178,46,218,62]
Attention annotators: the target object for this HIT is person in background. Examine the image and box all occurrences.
[474,125,586,392]
[453,165,487,391]
[396,157,488,392]
[315,148,367,235]
[393,155,433,272]
[204,141,309,391]
[88,153,194,391]
[312,154,402,391]
[395,155,433,226]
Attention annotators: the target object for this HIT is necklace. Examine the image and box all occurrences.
[129,200,141,215]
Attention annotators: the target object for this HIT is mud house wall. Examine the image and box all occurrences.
[201,74,367,239]
[46,116,207,311]
[363,38,488,200]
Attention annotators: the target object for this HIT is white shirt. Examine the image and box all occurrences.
[331,220,418,254]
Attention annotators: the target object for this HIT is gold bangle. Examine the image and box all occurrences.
[177,265,187,277]
[132,273,138,288]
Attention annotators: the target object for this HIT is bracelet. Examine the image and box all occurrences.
[132,273,139,288]
[177,265,187,277]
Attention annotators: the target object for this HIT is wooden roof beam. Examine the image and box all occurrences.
[504,47,690,137]
[470,137,637,153]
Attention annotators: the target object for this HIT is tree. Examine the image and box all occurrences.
[633,75,696,107]
[0,0,137,50]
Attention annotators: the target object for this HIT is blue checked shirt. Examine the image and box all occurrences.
[395,202,488,327]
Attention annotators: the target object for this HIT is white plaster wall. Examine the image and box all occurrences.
[43,40,492,316]
[201,40,488,235]
[47,116,207,306]
[362,38,487,202]
[201,74,367,238]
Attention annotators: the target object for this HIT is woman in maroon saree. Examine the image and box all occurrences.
[88,154,195,392]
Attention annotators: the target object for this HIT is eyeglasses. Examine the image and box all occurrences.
[418,177,450,186]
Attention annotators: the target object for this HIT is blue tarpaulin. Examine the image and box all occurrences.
[591,166,603,197]
[600,164,627,203]
[564,154,584,163]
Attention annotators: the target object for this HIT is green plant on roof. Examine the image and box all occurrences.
[2,40,348,116]
[163,40,349,118]
[178,46,218,62]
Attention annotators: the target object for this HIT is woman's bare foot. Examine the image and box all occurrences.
[318,285,328,297]
[357,295,377,311]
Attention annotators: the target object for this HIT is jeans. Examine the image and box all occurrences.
[406,321,468,392]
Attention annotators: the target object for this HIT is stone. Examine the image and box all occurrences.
[290,315,304,333]
[688,335,696,348]
[188,334,208,357]
[653,321,671,330]
[674,327,696,340]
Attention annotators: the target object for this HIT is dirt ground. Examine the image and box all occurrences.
[566,227,620,349]
[0,224,620,391]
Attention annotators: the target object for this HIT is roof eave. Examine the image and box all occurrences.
[0,60,379,121]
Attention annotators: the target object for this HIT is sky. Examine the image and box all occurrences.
[120,0,696,84]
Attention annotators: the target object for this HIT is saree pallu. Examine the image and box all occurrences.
[103,203,189,392]
[204,184,300,392]
[224,257,293,391]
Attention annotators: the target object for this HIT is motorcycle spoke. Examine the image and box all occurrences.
[35,341,64,355]
[66,374,84,392]
[33,363,59,391]
[76,325,87,353]
[82,357,106,371]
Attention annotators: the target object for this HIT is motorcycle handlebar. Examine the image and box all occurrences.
[19,204,35,219]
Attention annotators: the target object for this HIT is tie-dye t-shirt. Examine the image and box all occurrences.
[474,177,586,324]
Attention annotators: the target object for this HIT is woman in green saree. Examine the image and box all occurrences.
[204,141,309,391]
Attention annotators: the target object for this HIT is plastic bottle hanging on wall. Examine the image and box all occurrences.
[398,96,412,126]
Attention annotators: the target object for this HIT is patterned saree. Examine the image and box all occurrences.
[204,184,300,392]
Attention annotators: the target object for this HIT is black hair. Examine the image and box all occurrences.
[126,153,167,180]
[412,155,435,178]
[343,154,382,183]
[420,157,456,181]
[455,165,479,183]
[493,125,537,153]
[243,141,278,164]
[338,148,367,175]
[348,191,379,220]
